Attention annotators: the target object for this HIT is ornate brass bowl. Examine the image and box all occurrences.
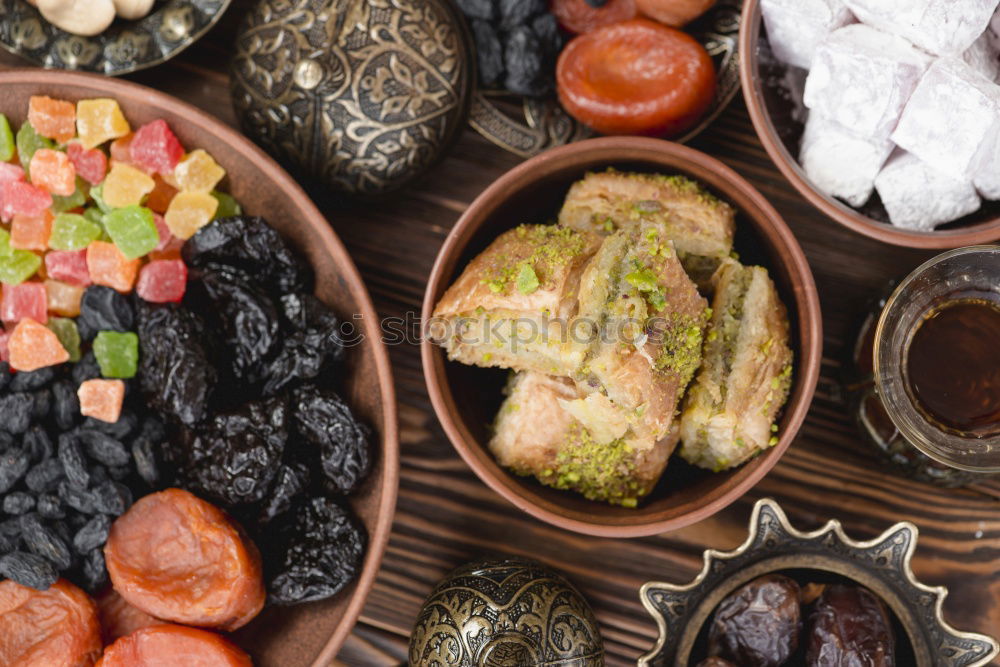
[0,0,231,75]
[639,498,1000,666]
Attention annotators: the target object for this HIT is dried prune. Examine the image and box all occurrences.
[10,367,55,392]
[58,433,90,489]
[20,513,72,570]
[257,463,310,524]
[0,394,34,434]
[188,267,279,385]
[0,447,30,493]
[292,385,370,495]
[77,430,130,467]
[52,380,80,431]
[77,286,134,340]
[178,397,288,506]
[3,492,35,515]
[471,20,505,88]
[266,496,365,605]
[0,550,58,590]
[137,302,216,426]
[708,574,802,667]
[182,217,312,295]
[807,585,894,666]
[73,514,111,553]
[25,458,64,493]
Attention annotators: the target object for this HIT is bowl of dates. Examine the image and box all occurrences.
[0,69,398,666]
[639,498,1000,666]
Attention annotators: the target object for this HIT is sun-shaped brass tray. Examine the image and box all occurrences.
[639,497,1000,667]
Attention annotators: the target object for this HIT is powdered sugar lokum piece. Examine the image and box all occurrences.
[963,30,1000,82]
[799,114,894,207]
[761,0,854,70]
[973,123,1000,199]
[803,24,931,141]
[875,151,981,230]
[845,0,999,56]
[892,58,1000,179]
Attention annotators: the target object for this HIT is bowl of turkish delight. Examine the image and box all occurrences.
[740,0,1000,248]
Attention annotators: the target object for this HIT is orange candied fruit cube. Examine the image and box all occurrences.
[45,279,84,317]
[164,190,217,240]
[10,210,53,251]
[102,162,154,208]
[145,175,178,214]
[78,378,125,423]
[8,317,69,371]
[86,241,140,292]
[165,149,225,192]
[76,99,130,150]
[110,133,134,164]
[29,149,76,196]
[28,96,76,144]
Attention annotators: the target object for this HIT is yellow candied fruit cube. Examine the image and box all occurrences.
[102,162,155,208]
[164,191,218,240]
[76,99,130,150]
[165,149,225,192]
[45,279,84,317]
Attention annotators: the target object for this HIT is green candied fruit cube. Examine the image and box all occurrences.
[0,114,13,162]
[16,121,54,172]
[47,318,81,362]
[50,213,102,251]
[104,205,158,259]
[0,229,12,258]
[89,182,112,214]
[210,190,242,219]
[83,207,105,226]
[0,250,41,285]
[93,331,139,379]
[51,177,89,213]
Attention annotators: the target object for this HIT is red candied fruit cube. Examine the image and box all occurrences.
[0,329,8,362]
[1,282,47,324]
[28,96,76,144]
[1,181,52,222]
[110,133,135,165]
[9,318,68,372]
[10,210,53,251]
[66,142,108,185]
[0,162,24,185]
[136,259,187,303]
[130,120,184,175]
[87,241,140,292]
[45,249,92,287]
[29,149,76,197]
[152,213,172,252]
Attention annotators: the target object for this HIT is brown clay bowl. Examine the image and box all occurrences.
[739,0,1000,249]
[421,136,822,538]
[0,69,399,666]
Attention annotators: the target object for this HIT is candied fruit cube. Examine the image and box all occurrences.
[210,190,242,219]
[102,162,155,208]
[10,210,53,251]
[87,241,140,292]
[110,133,134,164]
[152,212,172,252]
[0,114,13,162]
[78,378,125,423]
[50,178,88,214]
[15,122,54,172]
[28,96,76,144]
[167,149,225,192]
[136,259,187,303]
[145,175,178,214]
[0,329,8,362]
[50,212,102,251]
[8,317,68,371]
[47,317,81,362]
[164,190,218,240]
[44,250,91,287]
[90,182,112,214]
[29,148,76,197]
[0,161,25,185]
[131,120,184,175]
[1,180,53,222]
[76,99,130,150]
[93,330,139,378]
[104,205,158,259]
[45,279,85,317]
[1,282,47,324]
[0,249,41,285]
[66,142,107,185]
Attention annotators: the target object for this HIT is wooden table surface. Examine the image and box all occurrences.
[3,8,1000,665]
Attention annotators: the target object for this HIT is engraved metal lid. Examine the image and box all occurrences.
[409,557,604,666]
[230,0,473,196]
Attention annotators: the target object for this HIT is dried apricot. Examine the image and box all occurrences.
[0,578,102,667]
[96,625,251,667]
[551,0,636,34]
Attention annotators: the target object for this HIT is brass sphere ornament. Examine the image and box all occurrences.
[409,557,605,666]
[230,0,473,195]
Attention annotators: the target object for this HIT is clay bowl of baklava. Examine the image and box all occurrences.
[421,137,822,537]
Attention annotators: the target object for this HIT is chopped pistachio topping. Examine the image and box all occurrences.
[480,224,589,294]
[516,263,539,294]
[654,309,709,382]
[539,423,643,506]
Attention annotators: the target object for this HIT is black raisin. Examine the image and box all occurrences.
[532,12,563,55]
[58,433,90,489]
[131,437,161,487]
[36,494,64,520]
[178,397,287,506]
[73,514,111,554]
[0,394,34,434]
[23,425,53,463]
[25,458,64,494]
[3,492,35,515]
[137,303,216,426]
[88,464,109,487]
[455,0,495,21]
[91,481,131,516]
[30,389,51,420]
[51,380,80,431]
[77,430,130,467]
[0,447,30,493]
[0,431,13,454]
[20,513,72,570]
[58,480,95,515]
[107,465,130,481]
[71,350,102,385]
[499,0,545,30]
[471,20,505,89]
[292,385,371,495]
[139,416,166,444]
[82,410,137,440]
[0,550,58,590]
[0,362,9,391]
[80,547,107,592]
[266,497,366,605]
[77,286,135,340]
[504,26,549,96]
[258,463,310,524]
[10,368,55,392]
